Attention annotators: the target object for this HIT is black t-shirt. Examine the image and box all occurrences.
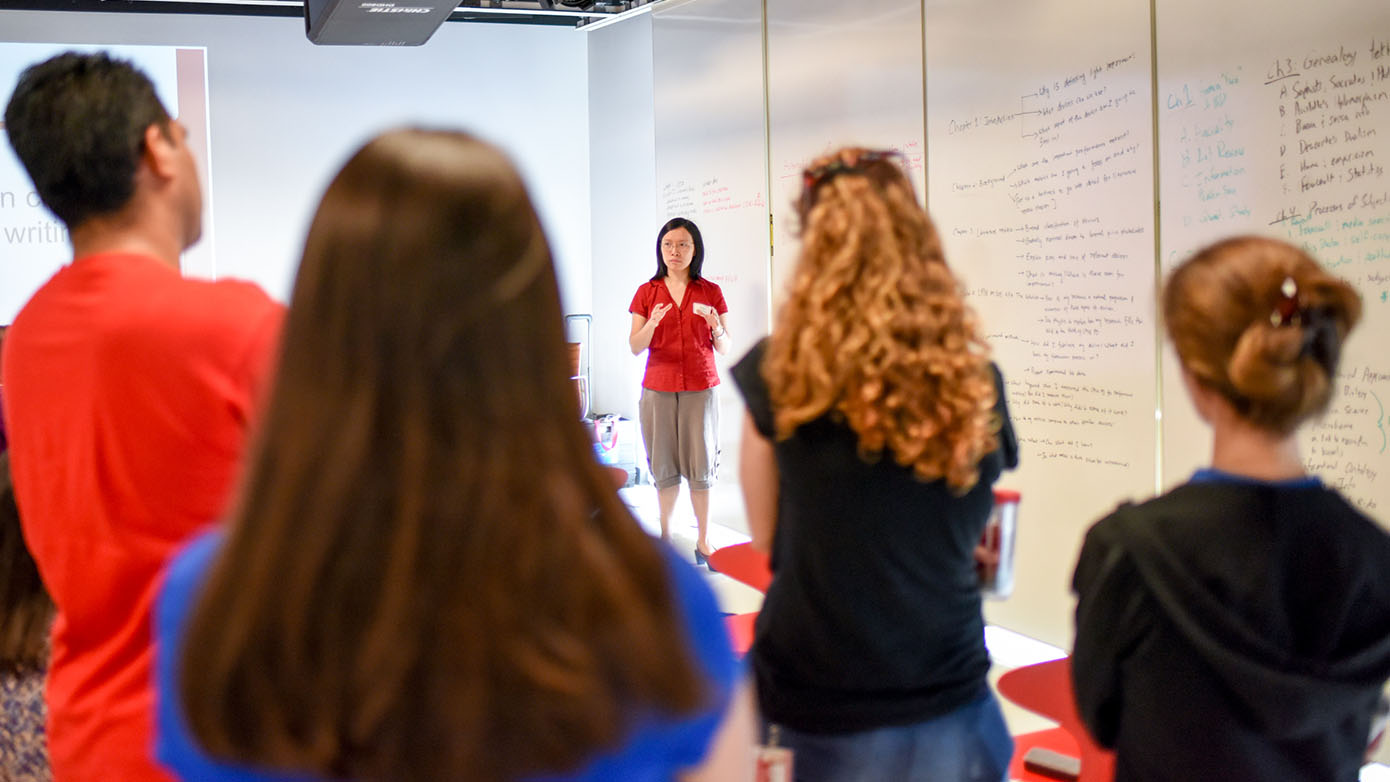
[731,339,1018,734]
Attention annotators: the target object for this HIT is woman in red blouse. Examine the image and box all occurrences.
[628,218,730,565]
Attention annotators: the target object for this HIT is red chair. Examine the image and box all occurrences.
[705,541,772,593]
[723,612,757,656]
[996,657,1115,782]
[707,543,771,658]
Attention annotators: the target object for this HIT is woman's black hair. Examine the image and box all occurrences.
[651,217,705,281]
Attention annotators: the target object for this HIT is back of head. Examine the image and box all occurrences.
[1164,236,1362,435]
[3,51,170,228]
[0,451,53,673]
[272,128,567,420]
[765,147,998,490]
[179,129,704,781]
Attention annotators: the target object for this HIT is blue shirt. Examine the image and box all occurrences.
[154,530,739,781]
[1189,467,1323,489]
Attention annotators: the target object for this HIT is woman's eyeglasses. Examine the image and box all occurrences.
[662,241,694,251]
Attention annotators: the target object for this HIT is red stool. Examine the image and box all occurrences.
[707,543,771,659]
[996,657,1115,782]
[723,612,757,656]
[705,542,772,593]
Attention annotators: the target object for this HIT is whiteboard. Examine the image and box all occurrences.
[925,0,1157,649]
[651,0,771,479]
[1156,0,1390,523]
[652,0,770,360]
[765,0,926,302]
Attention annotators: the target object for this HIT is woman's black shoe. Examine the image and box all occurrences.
[694,547,718,572]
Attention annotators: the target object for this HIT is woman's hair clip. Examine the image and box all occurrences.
[799,149,905,216]
[1270,276,1302,327]
[801,149,903,192]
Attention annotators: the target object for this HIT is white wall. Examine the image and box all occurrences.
[586,15,656,419]
[0,11,591,312]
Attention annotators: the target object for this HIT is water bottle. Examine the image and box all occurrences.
[979,488,1021,599]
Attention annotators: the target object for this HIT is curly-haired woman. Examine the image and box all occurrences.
[732,147,1018,781]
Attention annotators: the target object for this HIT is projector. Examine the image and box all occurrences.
[305,0,456,46]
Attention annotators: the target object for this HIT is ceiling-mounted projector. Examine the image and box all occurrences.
[305,0,455,45]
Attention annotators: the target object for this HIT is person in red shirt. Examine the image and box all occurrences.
[1,52,283,782]
[628,218,730,564]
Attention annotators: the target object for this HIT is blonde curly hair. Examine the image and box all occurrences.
[763,148,999,491]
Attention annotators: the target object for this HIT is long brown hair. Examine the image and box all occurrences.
[764,147,998,491]
[179,129,705,781]
[0,451,53,672]
[1164,235,1361,434]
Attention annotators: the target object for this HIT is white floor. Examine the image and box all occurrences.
[620,480,763,614]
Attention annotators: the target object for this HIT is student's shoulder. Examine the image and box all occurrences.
[163,529,225,605]
[1315,488,1390,561]
[172,275,281,321]
[1079,494,1167,555]
[1079,485,1240,575]
[150,276,284,354]
[660,544,721,632]
[730,339,767,386]
[156,529,225,645]
[657,545,739,689]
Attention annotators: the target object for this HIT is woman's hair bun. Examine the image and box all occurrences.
[1164,236,1361,434]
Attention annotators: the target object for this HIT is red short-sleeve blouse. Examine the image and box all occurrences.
[629,278,728,392]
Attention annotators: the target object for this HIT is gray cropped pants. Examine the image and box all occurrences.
[638,387,719,490]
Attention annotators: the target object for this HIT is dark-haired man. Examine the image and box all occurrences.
[1,52,283,782]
